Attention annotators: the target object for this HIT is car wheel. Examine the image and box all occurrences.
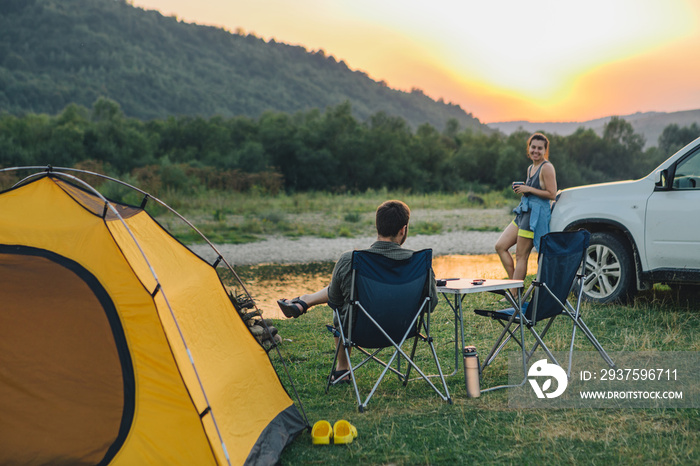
[577,232,635,303]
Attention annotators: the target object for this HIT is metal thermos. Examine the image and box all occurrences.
[463,346,481,398]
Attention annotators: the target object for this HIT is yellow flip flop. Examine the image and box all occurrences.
[333,420,358,445]
[311,420,333,445]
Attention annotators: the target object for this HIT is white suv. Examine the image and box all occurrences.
[550,136,700,303]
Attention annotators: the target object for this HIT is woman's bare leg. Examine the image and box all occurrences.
[495,222,518,279]
[513,236,534,281]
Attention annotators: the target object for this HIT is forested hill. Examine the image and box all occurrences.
[0,0,488,132]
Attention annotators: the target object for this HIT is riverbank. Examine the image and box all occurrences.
[188,207,509,265]
[190,230,504,266]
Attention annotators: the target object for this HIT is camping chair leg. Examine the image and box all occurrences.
[326,310,345,394]
[480,319,515,371]
[369,311,451,405]
[563,286,616,375]
[420,341,452,404]
[525,282,576,369]
[481,292,530,393]
[344,343,364,410]
[328,309,364,408]
[391,345,451,404]
[325,337,342,394]
[377,310,452,405]
[483,331,513,369]
[567,283,585,376]
[360,349,405,411]
[568,315,616,369]
[415,311,451,402]
[524,318,557,362]
[480,287,527,372]
[358,334,411,410]
[395,352,403,381]
[348,301,451,411]
[353,345,401,376]
[482,320,524,371]
[525,324,560,368]
[345,338,422,383]
[360,344,452,411]
[403,334,420,385]
[404,311,430,384]
[425,324,452,404]
[502,323,525,352]
[344,345,363,410]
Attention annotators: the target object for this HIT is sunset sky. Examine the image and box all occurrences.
[131,0,700,124]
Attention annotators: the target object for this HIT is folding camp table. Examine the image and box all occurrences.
[437,278,526,392]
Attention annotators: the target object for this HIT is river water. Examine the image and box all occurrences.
[225,254,538,319]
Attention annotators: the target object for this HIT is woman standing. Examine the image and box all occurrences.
[495,132,557,282]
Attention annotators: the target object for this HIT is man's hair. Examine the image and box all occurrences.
[375,200,410,237]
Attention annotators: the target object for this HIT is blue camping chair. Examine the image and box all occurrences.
[328,249,452,412]
[475,230,615,385]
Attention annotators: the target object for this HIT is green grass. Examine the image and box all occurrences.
[149,189,516,244]
[264,285,699,465]
[161,187,697,463]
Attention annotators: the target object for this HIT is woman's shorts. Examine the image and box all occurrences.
[512,215,534,239]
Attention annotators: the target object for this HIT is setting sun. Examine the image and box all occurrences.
[131,0,700,122]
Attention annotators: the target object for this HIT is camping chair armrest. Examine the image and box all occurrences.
[522,283,535,301]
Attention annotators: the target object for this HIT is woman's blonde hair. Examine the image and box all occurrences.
[527,132,550,160]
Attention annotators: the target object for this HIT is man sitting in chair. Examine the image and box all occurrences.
[277,200,438,383]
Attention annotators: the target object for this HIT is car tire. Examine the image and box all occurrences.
[576,232,636,303]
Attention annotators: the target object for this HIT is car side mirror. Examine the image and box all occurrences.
[654,169,668,189]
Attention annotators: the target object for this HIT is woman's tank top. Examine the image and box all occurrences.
[526,161,549,193]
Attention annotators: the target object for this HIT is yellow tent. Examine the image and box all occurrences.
[0,172,307,465]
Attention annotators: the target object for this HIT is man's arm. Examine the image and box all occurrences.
[328,251,353,307]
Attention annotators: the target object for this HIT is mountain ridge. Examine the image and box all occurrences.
[0,0,489,133]
[488,109,700,148]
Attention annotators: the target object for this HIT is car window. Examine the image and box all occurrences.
[672,149,700,190]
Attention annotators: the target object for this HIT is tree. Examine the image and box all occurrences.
[84,98,152,173]
[410,123,452,191]
[602,117,646,179]
[658,123,700,156]
[90,97,123,123]
[363,112,413,190]
[557,128,606,186]
[258,112,301,190]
